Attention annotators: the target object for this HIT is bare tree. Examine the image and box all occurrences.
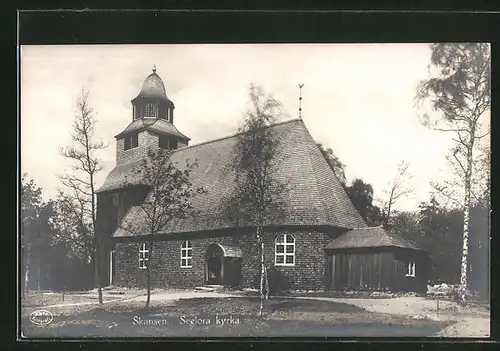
[224,84,289,316]
[382,160,414,226]
[121,148,205,308]
[52,190,94,264]
[415,43,490,304]
[58,89,107,304]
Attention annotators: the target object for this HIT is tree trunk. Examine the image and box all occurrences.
[458,145,474,305]
[264,266,269,300]
[257,226,265,317]
[24,244,31,297]
[146,239,154,308]
[94,237,104,304]
[89,158,103,304]
[37,257,41,291]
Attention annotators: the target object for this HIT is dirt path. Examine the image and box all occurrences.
[436,317,490,337]
[26,290,239,311]
[120,291,237,303]
[283,296,490,337]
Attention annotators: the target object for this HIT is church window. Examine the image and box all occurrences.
[124,133,139,150]
[275,234,295,266]
[159,135,170,149]
[181,241,192,268]
[406,254,416,277]
[139,243,149,269]
[145,103,156,117]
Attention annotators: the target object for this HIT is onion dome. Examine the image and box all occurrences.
[132,66,170,101]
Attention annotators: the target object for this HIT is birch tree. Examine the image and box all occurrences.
[415,43,490,305]
[225,84,289,316]
[58,89,107,304]
[121,148,205,308]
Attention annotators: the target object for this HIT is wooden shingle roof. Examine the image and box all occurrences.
[325,226,423,251]
[106,118,367,238]
[132,71,171,101]
[114,118,190,140]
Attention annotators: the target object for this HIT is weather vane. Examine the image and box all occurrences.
[298,84,304,119]
[153,64,157,73]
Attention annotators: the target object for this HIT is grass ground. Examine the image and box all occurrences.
[21,295,450,338]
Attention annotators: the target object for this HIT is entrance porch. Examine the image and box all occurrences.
[205,243,243,287]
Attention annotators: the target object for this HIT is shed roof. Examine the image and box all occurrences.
[325,226,423,251]
[106,118,367,238]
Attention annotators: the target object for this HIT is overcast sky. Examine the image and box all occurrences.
[21,43,479,211]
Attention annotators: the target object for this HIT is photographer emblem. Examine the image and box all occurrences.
[30,310,53,327]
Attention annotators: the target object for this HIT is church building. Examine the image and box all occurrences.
[95,68,429,293]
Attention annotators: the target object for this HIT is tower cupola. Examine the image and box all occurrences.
[131,66,175,122]
[113,66,190,167]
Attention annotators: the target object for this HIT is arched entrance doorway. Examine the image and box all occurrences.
[205,243,243,286]
[206,244,224,285]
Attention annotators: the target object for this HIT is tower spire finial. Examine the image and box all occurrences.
[152,64,157,73]
[298,83,304,119]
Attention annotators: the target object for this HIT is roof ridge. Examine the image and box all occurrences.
[298,123,329,220]
[173,118,303,153]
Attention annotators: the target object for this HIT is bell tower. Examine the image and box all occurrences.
[130,65,176,123]
[95,66,191,287]
[113,67,190,166]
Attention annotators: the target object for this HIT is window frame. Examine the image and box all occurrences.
[180,240,193,268]
[275,234,295,267]
[405,253,416,277]
[171,139,178,150]
[145,103,157,117]
[124,133,139,150]
[159,135,170,149]
[139,243,149,270]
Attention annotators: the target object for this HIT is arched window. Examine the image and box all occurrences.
[275,234,295,266]
[181,241,192,268]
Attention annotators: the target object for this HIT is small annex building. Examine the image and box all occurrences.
[95,68,429,293]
